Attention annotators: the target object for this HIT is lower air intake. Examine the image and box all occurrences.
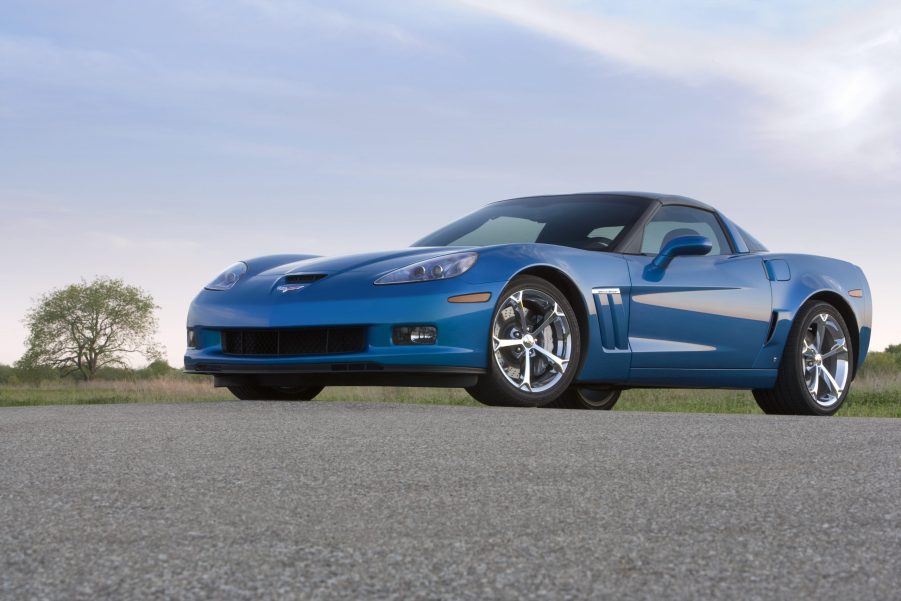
[221,327,367,356]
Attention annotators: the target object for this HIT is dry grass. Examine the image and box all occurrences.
[0,377,232,407]
[0,372,898,417]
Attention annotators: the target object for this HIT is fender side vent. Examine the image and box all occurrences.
[593,288,629,350]
[765,312,779,344]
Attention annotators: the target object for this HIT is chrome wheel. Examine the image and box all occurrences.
[801,313,850,408]
[492,289,573,394]
[753,301,852,416]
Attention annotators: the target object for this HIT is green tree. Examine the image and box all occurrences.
[0,364,13,385]
[17,278,162,381]
[885,344,901,355]
[143,359,178,378]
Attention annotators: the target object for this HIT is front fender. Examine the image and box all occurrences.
[462,244,633,383]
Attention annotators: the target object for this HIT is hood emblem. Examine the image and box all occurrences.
[277,284,307,294]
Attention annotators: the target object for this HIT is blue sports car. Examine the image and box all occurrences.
[186,192,871,415]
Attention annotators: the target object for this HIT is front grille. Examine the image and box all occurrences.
[221,327,367,356]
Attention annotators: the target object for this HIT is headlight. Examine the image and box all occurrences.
[205,262,247,291]
[374,252,478,285]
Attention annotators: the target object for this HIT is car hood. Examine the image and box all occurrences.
[257,247,476,279]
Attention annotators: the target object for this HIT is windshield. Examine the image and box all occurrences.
[414,195,652,251]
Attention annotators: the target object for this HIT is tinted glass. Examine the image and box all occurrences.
[414,196,651,251]
[641,205,732,256]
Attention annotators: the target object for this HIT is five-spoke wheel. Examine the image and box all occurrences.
[753,301,853,415]
[800,313,850,409]
[467,276,581,407]
[491,288,573,393]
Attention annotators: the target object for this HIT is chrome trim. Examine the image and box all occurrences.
[276,284,307,294]
[592,288,621,295]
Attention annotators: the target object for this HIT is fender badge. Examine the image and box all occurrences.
[277,284,307,294]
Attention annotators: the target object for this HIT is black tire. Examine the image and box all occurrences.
[227,384,324,401]
[549,387,621,410]
[752,301,853,416]
[467,275,582,408]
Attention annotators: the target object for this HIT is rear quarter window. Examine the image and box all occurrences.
[738,227,769,252]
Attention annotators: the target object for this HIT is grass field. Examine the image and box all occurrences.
[2,371,899,417]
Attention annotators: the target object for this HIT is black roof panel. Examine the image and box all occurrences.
[496,192,715,212]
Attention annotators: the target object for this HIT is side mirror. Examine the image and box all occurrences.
[650,235,713,270]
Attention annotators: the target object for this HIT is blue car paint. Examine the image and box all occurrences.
[187,263,502,371]
[186,208,872,390]
[625,253,773,370]
[764,259,791,282]
[752,254,871,372]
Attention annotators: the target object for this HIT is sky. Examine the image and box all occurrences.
[1,0,899,367]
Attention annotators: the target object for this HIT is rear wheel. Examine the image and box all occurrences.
[753,302,852,416]
[227,384,324,401]
[549,387,621,410]
[467,276,581,408]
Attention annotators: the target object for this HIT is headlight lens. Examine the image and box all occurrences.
[375,252,478,285]
[205,262,247,291]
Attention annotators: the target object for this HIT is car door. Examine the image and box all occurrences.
[624,205,772,370]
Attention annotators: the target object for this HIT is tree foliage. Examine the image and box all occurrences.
[17,278,162,381]
[0,360,185,385]
[886,344,901,356]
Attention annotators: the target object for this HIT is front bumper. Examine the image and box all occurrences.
[184,277,503,384]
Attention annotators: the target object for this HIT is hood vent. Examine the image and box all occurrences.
[284,273,327,284]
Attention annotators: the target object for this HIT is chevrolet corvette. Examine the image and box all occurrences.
[185,192,871,415]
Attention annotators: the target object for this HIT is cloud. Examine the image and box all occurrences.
[88,232,203,253]
[231,0,429,47]
[0,33,315,100]
[0,32,327,143]
[452,0,901,176]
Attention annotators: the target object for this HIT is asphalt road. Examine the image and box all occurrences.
[1,402,899,601]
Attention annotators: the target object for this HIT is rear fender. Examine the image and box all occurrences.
[752,254,871,376]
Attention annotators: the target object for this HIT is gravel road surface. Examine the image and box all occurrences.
[1,401,899,600]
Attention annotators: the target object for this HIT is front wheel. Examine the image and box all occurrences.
[227,384,325,401]
[467,276,581,407]
[753,301,853,416]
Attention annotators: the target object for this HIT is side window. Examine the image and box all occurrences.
[738,226,768,252]
[641,206,732,256]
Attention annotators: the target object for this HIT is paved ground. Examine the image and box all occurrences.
[1,402,899,600]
